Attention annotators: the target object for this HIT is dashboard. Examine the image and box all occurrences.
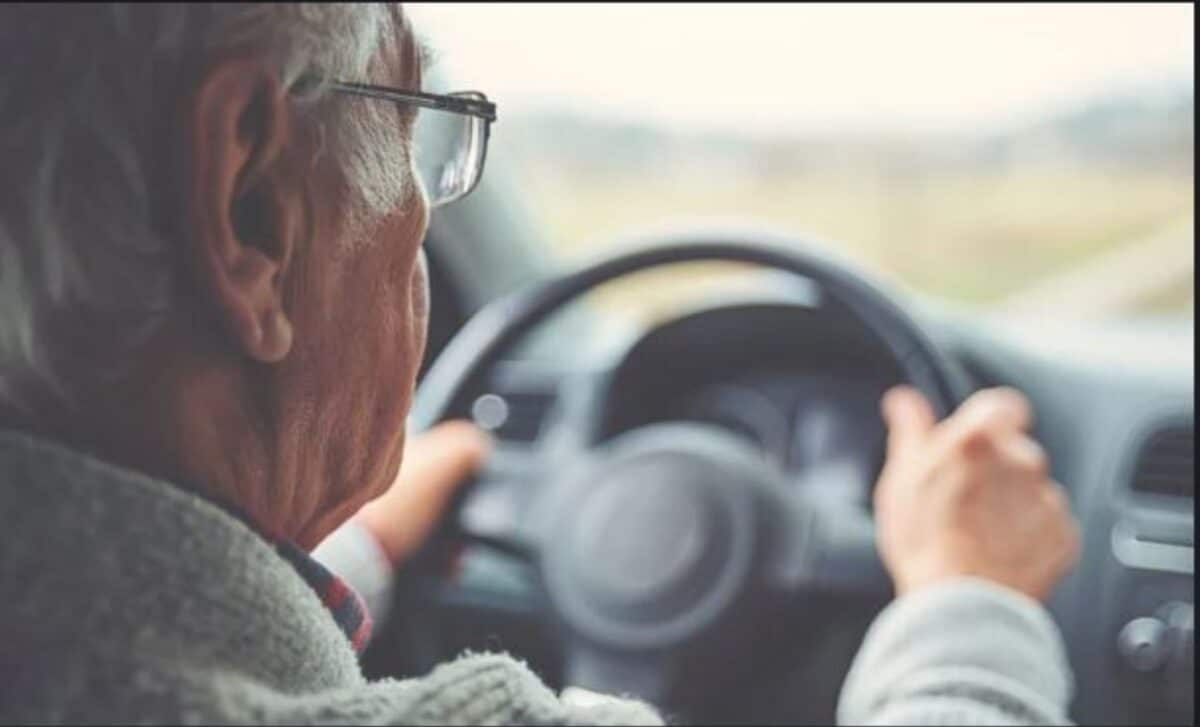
[596,302,897,510]
[664,370,887,503]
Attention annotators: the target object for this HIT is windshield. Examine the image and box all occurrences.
[410,3,1194,324]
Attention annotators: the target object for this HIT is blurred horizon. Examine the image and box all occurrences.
[408,3,1194,321]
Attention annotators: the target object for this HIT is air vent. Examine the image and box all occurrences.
[471,388,558,443]
[1131,425,1194,499]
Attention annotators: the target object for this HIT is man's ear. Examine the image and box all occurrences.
[184,56,297,364]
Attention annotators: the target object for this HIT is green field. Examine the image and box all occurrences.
[512,159,1194,324]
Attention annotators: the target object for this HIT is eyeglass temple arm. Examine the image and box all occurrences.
[324,81,497,121]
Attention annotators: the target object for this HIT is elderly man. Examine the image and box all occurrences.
[0,3,1080,724]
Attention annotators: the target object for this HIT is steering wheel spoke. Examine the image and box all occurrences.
[454,446,547,552]
[806,502,892,598]
[452,363,612,551]
[763,494,892,601]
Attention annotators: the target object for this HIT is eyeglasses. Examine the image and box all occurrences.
[325,81,497,208]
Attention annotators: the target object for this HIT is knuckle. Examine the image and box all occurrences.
[1025,440,1050,476]
[957,428,995,461]
[960,387,1033,433]
[994,386,1032,411]
[978,386,1029,416]
[971,386,1012,406]
[1043,482,1070,512]
[992,387,1033,421]
[960,390,1002,423]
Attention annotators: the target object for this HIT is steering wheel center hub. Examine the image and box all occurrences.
[574,456,718,602]
[539,425,773,651]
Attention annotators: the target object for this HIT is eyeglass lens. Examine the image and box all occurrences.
[413,94,487,207]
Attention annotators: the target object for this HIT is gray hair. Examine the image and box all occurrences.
[0,3,407,415]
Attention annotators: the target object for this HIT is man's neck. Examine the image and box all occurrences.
[2,334,286,541]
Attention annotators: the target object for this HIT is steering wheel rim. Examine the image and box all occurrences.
[413,227,965,429]
[405,227,969,711]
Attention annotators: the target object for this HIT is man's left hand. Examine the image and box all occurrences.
[354,421,492,565]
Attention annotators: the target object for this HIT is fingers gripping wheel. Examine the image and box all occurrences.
[407,227,967,707]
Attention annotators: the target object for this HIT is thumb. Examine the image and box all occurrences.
[357,420,492,564]
[882,385,935,460]
[399,420,492,495]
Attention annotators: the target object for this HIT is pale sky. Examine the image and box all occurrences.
[406,2,1195,136]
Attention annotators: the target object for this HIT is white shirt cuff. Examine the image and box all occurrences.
[311,518,396,628]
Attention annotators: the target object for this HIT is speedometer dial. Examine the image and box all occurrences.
[786,375,888,505]
[683,383,792,466]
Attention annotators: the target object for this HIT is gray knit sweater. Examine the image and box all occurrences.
[0,430,1074,724]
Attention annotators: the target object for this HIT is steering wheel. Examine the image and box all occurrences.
[404,228,967,712]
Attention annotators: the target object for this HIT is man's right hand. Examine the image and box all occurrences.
[874,385,1080,601]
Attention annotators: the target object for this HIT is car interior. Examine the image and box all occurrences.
[356,177,1194,727]
[359,6,1193,725]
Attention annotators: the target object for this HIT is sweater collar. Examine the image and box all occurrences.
[183,486,374,655]
[274,540,373,653]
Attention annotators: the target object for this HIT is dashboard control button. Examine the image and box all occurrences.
[1157,601,1194,672]
[471,393,510,431]
[1118,617,1172,672]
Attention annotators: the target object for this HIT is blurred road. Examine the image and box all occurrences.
[999,214,1195,318]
